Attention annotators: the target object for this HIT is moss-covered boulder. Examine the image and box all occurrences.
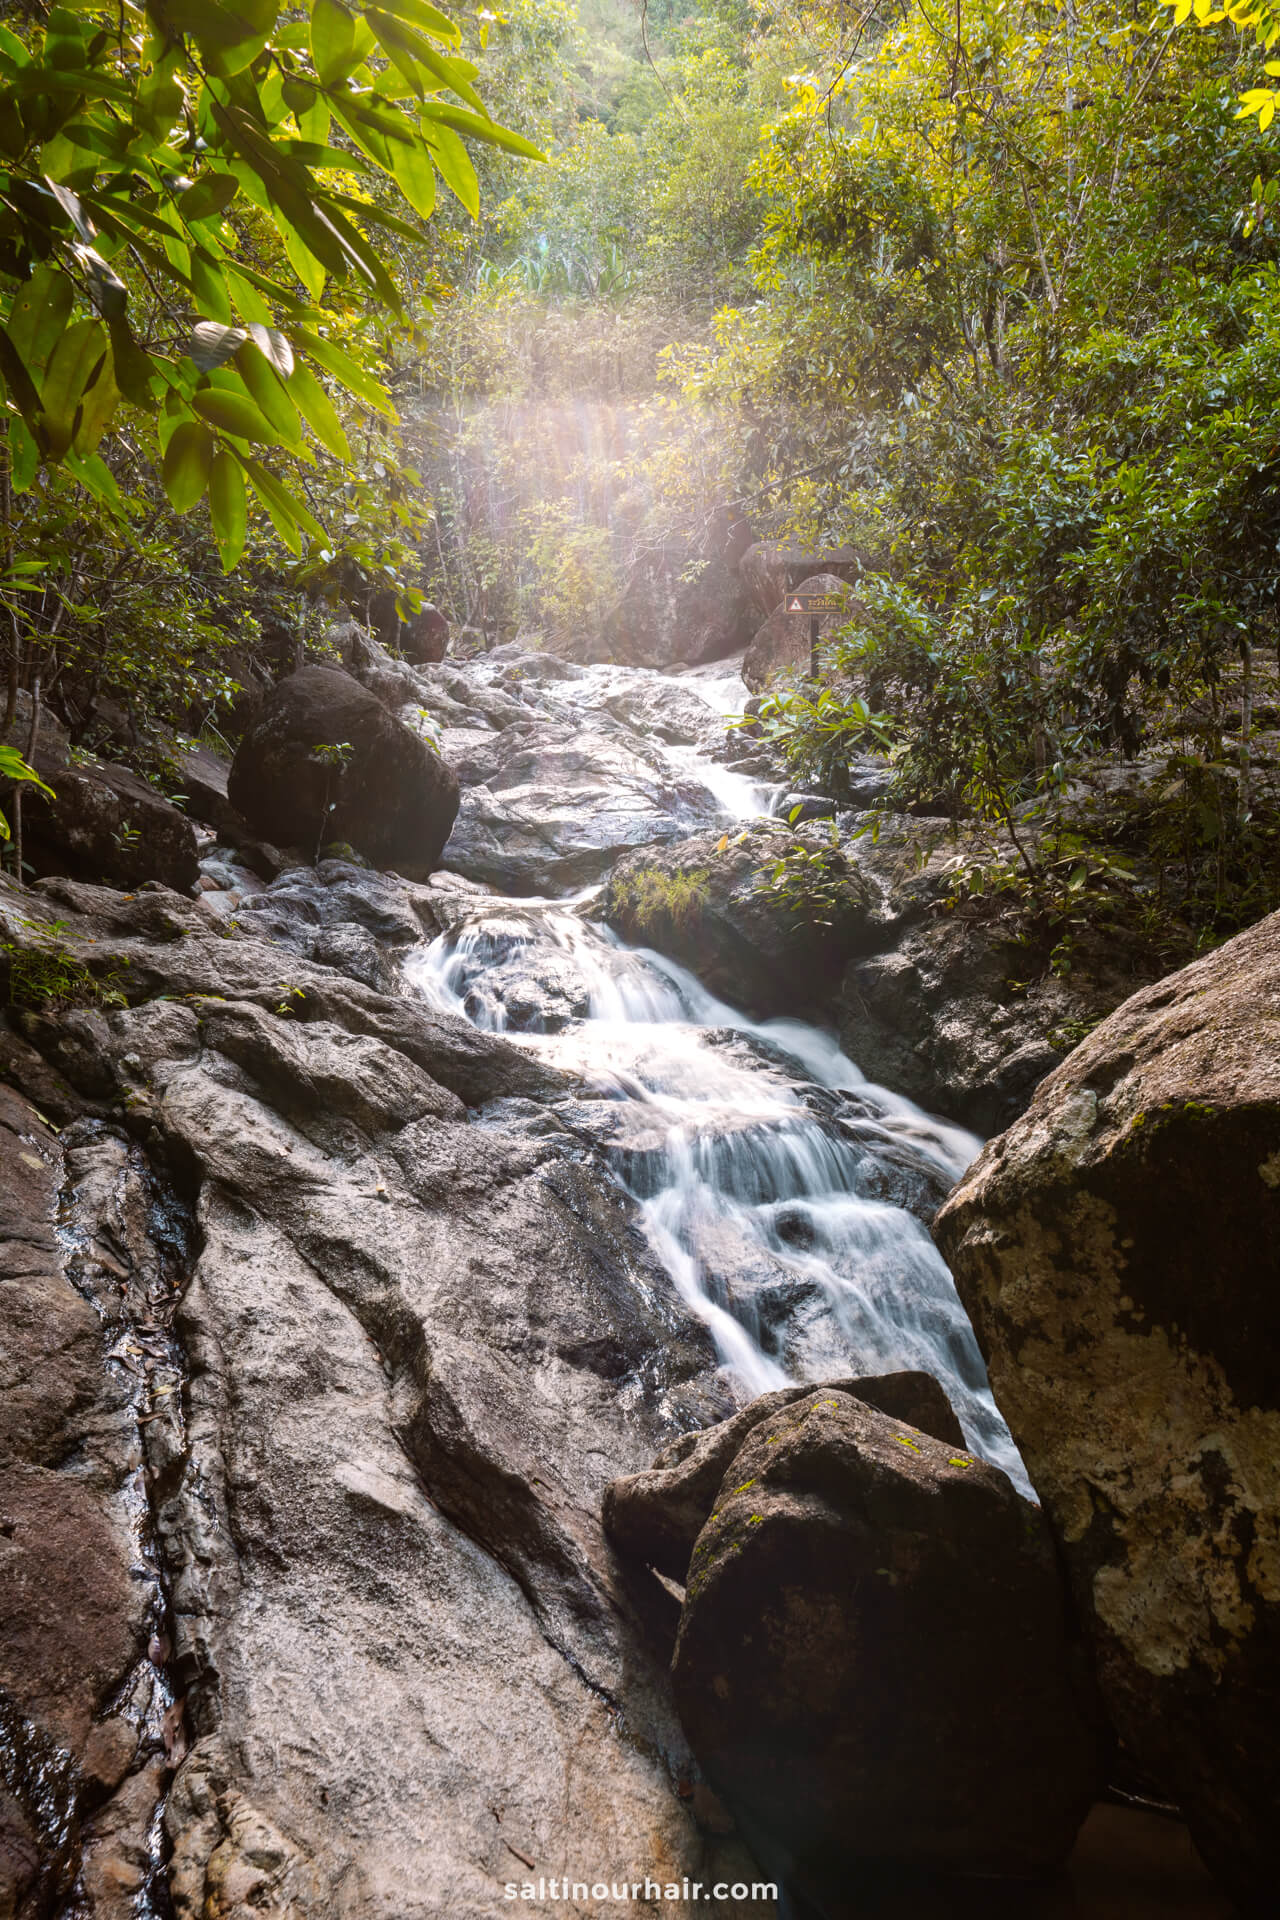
[601,823,877,1016]
[667,1388,1099,1903]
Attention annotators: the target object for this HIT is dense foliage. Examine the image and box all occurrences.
[3,0,1279,965]
[0,0,538,853]
[413,0,1280,959]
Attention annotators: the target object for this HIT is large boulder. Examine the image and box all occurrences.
[368,589,450,665]
[663,1387,1099,1904]
[597,543,758,671]
[602,823,877,1016]
[23,759,199,893]
[228,665,459,880]
[743,574,855,693]
[604,1369,965,1581]
[934,908,1280,1917]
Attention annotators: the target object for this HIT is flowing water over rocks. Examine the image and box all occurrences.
[409,905,1024,1489]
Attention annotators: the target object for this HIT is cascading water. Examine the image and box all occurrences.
[409,656,1028,1493]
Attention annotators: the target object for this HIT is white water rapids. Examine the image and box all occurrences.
[408,657,1028,1491]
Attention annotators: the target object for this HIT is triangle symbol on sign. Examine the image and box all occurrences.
[787,597,802,611]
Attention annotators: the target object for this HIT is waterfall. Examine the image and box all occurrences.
[408,657,1029,1494]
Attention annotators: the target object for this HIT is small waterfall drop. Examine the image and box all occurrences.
[408,655,1028,1492]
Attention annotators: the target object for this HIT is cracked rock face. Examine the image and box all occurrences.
[934,907,1280,1918]
[0,878,766,1918]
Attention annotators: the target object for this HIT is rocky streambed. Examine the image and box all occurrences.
[1,644,1266,1919]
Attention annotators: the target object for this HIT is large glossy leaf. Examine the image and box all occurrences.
[424,121,477,217]
[292,325,394,416]
[288,360,351,460]
[192,387,276,442]
[425,103,545,160]
[162,419,216,512]
[209,445,248,570]
[72,338,119,453]
[243,455,325,538]
[235,340,302,445]
[40,316,108,458]
[374,0,459,44]
[310,0,357,88]
[6,266,74,374]
[387,136,435,218]
[181,171,240,221]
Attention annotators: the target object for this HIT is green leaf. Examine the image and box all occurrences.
[192,387,277,442]
[279,218,328,299]
[0,743,55,799]
[368,14,484,111]
[241,458,301,550]
[162,419,216,512]
[181,171,240,221]
[64,448,123,510]
[6,417,40,492]
[245,323,294,376]
[108,317,159,409]
[191,248,233,323]
[374,0,460,44]
[0,327,44,430]
[72,339,119,454]
[288,360,351,460]
[234,341,302,445]
[310,0,357,87]
[209,446,248,570]
[425,122,478,217]
[40,316,108,459]
[242,454,325,539]
[292,325,394,416]
[387,138,435,218]
[6,267,74,374]
[424,103,545,160]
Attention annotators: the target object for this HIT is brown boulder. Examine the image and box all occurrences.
[670,1388,1099,1902]
[228,665,459,879]
[400,602,449,665]
[743,573,855,692]
[23,760,199,894]
[934,907,1280,1917]
[604,1370,964,1581]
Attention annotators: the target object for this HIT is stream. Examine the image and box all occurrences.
[410,654,1027,1491]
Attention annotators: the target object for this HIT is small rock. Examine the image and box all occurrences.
[81,1717,138,1794]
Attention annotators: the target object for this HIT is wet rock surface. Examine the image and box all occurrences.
[603,1368,964,1582]
[0,875,765,1919]
[936,908,1280,1917]
[664,1388,1100,1904]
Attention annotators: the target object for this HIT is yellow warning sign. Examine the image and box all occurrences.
[787,590,846,615]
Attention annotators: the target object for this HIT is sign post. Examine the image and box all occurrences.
[784,586,847,678]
